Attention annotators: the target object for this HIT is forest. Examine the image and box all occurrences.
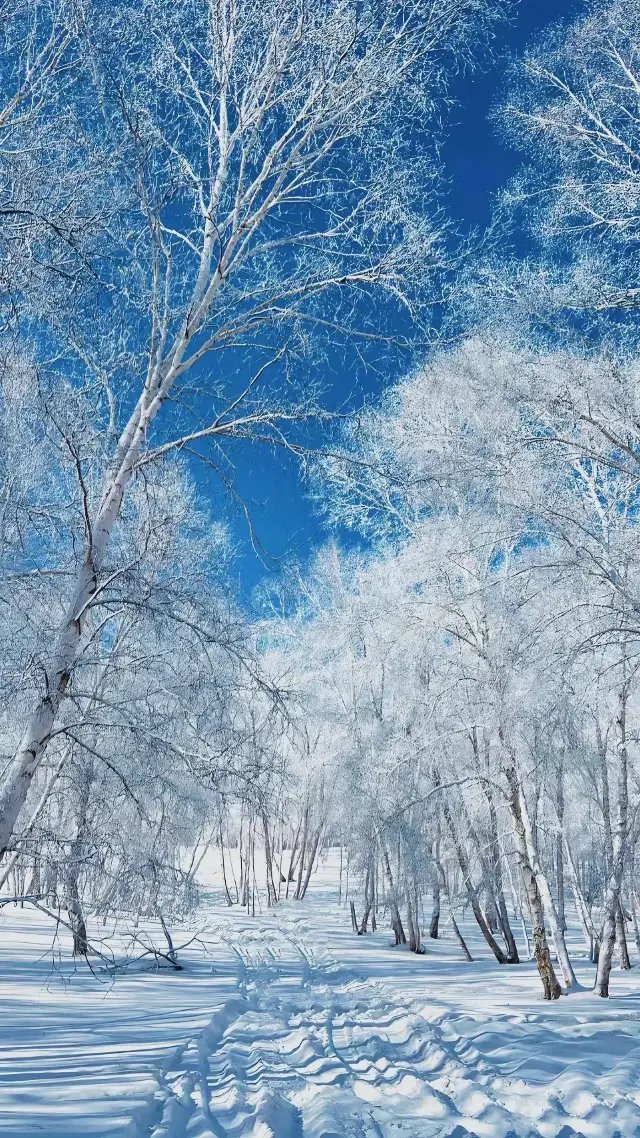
[2,0,640,1134]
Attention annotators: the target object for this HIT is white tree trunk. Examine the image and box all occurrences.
[520,792,577,989]
[0,379,174,853]
[594,685,629,998]
[500,738,561,999]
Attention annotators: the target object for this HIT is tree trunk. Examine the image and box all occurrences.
[350,900,358,933]
[294,805,309,901]
[484,890,499,933]
[450,908,472,961]
[460,742,519,963]
[412,886,421,952]
[358,856,375,935]
[509,778,576,986]
[220,824,233,907]
[381,844,406,945]
[438,784,508,964]
[299,820,323,901]
[67,890,88,957]
[262,812,277,907]
[242,818,252,909]
[595,683,629,997]
[0,751,67,891]
[64,758,93,958]
[0,383,174,856]
[437,857,472,961]
[429,880,440,939]
[596,889,619,997]
[632,891,640,957]
[407,894,418,952]
[556,759,566,933]
[285,816,302,899]
[615,897,631,969]
[564,836,597,954]
[520,793,576,989]
[501,744,561,999]
[476,731,519,962]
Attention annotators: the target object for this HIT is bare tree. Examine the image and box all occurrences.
[0,0,505,854]
[501,0,640,310]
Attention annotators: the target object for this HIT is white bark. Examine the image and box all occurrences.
[520,790,577,990]
[0,752,67,891]
[595,686,630,997]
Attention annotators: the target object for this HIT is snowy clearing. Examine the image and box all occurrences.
[2,851,640,1138]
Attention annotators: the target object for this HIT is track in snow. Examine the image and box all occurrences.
[130,909,640,1138]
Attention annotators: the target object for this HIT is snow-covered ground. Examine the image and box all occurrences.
[2,851,640,1137]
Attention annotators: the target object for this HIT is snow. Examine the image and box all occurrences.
[2,851,640,1137]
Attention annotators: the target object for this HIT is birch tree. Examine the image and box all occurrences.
[0,0,507,854]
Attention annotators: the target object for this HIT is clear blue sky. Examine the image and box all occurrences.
[215,0,581,605]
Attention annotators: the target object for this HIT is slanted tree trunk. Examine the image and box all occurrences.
[0,374,193,857]
[450,908,472,962]
[504,850,531,959]
[444,807,507,962]
[299,820,323,901]
[435,767,508,964]
[520,792,576,989]
[437,857,472,961]
[350,900,358,933]
[500,737,575,987]
[358,855,375,934]
[381,844,406,945]
[495,884,519,962]
[501,740,561,999]
[285,816,302,899]
[473,732,519,962]
[564,836,597,956]
[0,751,68,892]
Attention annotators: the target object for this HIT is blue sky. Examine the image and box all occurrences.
[216,0,581,605]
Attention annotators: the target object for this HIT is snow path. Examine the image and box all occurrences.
[4,852,640,1136]
[127,906,640,1138]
